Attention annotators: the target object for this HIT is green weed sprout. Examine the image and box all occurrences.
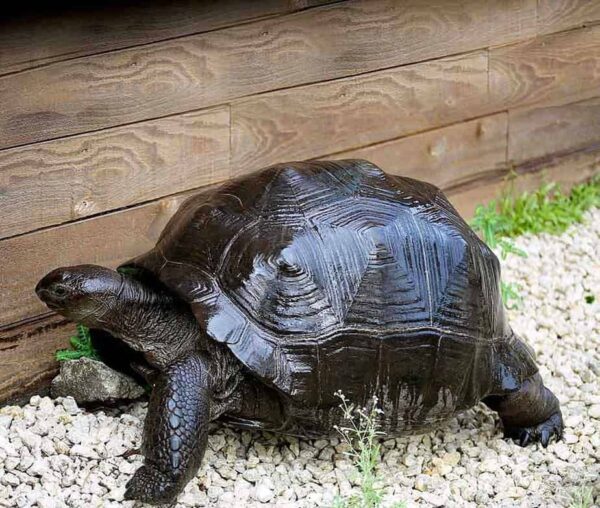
[470,201,528,260]
[569,485,595,508]
[55,324,100,361]
[332,391,405,508]
[470,176,600,308]
[471,177,600,247]
[500,281,523,310]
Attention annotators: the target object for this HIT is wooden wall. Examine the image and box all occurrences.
[1,0,599,403]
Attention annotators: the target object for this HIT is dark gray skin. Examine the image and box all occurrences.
[36,264,562,504]
[36,265,273,503]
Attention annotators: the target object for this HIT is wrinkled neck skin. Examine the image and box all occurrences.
[78,274,246,420]
[90,275,199,370]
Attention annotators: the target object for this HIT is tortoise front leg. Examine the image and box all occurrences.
[124,354,212,505]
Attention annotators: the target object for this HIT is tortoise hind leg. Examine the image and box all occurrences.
[483,372,563,447]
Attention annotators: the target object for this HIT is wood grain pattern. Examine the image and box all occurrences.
[489,25,600,110]
[231,52,490,172]
[6,101,599,327]
[332,114,508,191]
[0,192,191,326]
[509,97,600,164]
[331,103,600,218]
[0,0,336,75]
[0,315,74,404]
[0,114,506,327]
[448,152,600,217]
[0,107,230,239]
[537,0,600,35]
[0,0,537,149]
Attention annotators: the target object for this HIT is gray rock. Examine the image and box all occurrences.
[51,358,144,403]
[419,491,447,506]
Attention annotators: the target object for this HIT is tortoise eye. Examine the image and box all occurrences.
[53,285,68,297]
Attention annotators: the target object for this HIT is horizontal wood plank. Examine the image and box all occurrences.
[0,0,336,75]
[0,315,74,404]
[489,25,600,110]
[0,0,537,150]
[537,0,600,35]
[0,193,192,326]
[233,25,600,173]
[448,151,600,217]
[0,107,230,239]
[330,106,600,218]
[508,96,600,164]
[331,114,508,190]
[5,103,599,327]
[231,51,490,172]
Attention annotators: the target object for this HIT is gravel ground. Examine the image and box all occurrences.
[1,208,599,508]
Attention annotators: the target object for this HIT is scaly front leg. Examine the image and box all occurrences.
[124,354,212,505]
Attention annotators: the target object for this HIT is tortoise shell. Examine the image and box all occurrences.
[126,160,534,419]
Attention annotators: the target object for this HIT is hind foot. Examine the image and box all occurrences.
[483,372,563,448]
[503,411,563,448]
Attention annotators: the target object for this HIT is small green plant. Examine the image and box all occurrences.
[470,201,527,260]
[569,485,595,508]
[332,391,405,508]
[470,176,600,308]
[471,177,600,247]
[501,281,523,310]
[55,324,99,361]
[585,294,595,305]
[117,266,140,276]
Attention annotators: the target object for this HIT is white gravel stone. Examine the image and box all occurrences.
[588,405,600,419]
[0,208,599,507]
[253,482,275,503]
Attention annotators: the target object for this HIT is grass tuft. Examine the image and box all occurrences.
[332,391,405,508]
[55,324,100,362]
[471,177,600,248]
[501,281,523,310]
[569,485,595,508]
[470,176,600,307]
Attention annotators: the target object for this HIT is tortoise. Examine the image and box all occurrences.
[36,159,563,504]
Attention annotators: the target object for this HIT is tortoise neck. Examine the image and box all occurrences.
[99,275,200,369]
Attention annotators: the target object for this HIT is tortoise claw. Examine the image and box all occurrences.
[540,428,551,448]
[120,447,140,459]
[519,431,531,447]
[504,411,564,448]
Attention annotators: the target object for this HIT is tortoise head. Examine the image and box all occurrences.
[35,265,123,326]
